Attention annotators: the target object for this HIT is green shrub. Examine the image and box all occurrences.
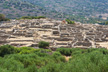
[71,48,85,56]
[38,41,49,48]
[26,64,38,72]
[17,47,40,54]
[0,45,17,57]
[21,16,32,19]
[20,16,46,19]
[57,48,85,56]
[0,45,108,72]
[0,14,10,22]
[105,21,108,25]
[35,52,49,57]
[56,48,72,56]
[36,16,46,19]
[65,19,75,24]
[2,59,24,72]
[52,52,61,57]
[40,49,52,53]
[39,62,61,72]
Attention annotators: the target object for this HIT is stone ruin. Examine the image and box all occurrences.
[0,18,108,49]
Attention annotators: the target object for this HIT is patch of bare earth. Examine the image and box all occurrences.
[96,37,108,49]
[64,56,71,61]
[96,42,108,49]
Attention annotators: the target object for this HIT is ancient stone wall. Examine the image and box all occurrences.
[0,19,108,48]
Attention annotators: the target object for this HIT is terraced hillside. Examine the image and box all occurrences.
[0,18,108,49]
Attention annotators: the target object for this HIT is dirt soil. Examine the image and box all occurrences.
[64,56,71,61]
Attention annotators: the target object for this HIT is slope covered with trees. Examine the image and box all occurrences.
[0,0,59,19]
[23,0,108,15]
[27,0,108,23]
[1,0,108,23]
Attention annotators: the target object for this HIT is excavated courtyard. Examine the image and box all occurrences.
[0,18,108,49]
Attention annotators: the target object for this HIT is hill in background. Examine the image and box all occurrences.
[1,0,108,23]
[0,0,60,19]
[22,0,108,23]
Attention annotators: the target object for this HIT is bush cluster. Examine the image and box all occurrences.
[0,45,108,72]
[0,45,65,72]
[19,16,46,19]
[0,14,10,22]
[56,48,84,56]
[65,19,75,24]
[38,41,49,48]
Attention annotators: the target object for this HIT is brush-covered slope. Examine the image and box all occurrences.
[0,0,59,19]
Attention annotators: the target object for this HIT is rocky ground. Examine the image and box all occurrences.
[0,18,108,49]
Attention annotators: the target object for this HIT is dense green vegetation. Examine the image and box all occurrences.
[65,19,75,24]
[105,21,108,25]
[19,16,46,19]
[0,45,108,72]
[0,14,10,22]
[98,21,108,25]
[38,41,49,48]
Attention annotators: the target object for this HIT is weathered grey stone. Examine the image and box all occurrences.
[0,19,108,48]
